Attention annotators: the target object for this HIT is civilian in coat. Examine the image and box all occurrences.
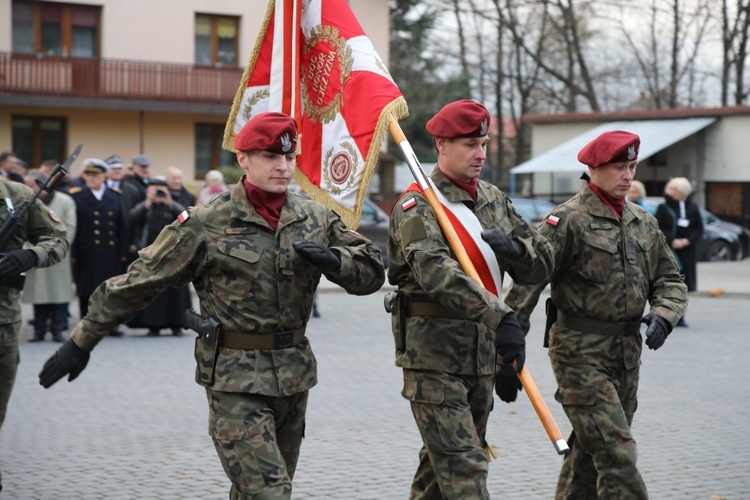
[126,177,192,336]
[655,177,703,326]
[165,166,196,208]
[22,171,77,342]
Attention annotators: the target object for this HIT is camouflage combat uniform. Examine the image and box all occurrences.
[505,182,687,500]
[387,168,554,499]
[0,180,68,483]
[69,180,385,499]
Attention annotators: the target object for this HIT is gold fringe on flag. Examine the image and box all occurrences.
[484,442,499,462]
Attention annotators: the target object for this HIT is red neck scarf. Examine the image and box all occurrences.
[589,182,625,220]
[440,169,478,202]
[243,178,286,230]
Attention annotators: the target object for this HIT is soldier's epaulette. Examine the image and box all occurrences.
[68,186,82,194]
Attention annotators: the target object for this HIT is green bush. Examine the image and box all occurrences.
[219,165,244,185]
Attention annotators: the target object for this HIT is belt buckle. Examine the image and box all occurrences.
[274,330,294,349]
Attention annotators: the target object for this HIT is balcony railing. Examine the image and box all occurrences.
[0,53,245,104]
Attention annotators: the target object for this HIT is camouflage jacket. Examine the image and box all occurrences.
[387,168,554,375]
[505,183,688,368]
[71,179,385,396]
[0,180,69,324]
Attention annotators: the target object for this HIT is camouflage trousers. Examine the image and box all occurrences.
[206,389,308,500]
[402,369,494,500]
[551,361,647,500]
[0,321,21,433]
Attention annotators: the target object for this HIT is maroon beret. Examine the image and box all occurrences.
[578,130,640,168]
[426,100,490,138]
[233,112,298,154]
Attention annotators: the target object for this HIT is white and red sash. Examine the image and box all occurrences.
[405,181,503,297]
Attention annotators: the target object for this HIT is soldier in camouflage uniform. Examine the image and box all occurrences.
[39,112,385,499]
[505,131,688,499]
[388,100,554,499]
[0,178,68,491]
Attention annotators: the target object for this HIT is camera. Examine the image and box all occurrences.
[154,189,167,198]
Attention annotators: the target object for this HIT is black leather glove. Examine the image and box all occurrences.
[495,312,526,372]
[481,230,525,261]
[39,339,90,388]
[0,249,38,278]
[293,241,341,272]
[641,314,671,350]
[495,363,523,403]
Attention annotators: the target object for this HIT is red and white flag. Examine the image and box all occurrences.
[223,0,408,228]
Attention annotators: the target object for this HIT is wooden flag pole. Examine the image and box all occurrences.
[388,115,569,455]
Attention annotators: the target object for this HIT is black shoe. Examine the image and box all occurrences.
[51,333,64,343]
[109,329,124,337]
[676,317,688,328]
[312,307,320,318]
[171,328,183,337]
[29,335,45,343]
[147,328,160,336]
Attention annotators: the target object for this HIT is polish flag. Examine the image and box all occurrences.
[223,0,408,229]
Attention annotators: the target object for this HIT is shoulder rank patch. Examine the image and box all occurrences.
[546,215,560,226]
[401,197,417,211]
[177,210,189,223]
[68,187,82,194]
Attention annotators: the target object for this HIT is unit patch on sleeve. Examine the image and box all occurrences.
[178,210,190,223]
[401,197,417,211]
[546,215,560,226]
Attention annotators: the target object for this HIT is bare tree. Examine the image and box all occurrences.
[621,0,712,109]
[721,0,750,105]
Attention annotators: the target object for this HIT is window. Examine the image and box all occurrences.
[12,1,101,57]
[12,116,67,169]
[195,124,236,178]
[195,14,239,65]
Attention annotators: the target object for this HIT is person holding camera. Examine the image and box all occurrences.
[126,177,191,336]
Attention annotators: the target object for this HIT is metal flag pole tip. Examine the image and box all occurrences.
[555,439,570,455]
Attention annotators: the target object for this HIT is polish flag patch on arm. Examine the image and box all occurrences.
[401,197,417,211]
[178,210,190,224]
[546,215,560,226]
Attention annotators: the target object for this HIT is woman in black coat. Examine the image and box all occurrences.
[126,179,192,336]
[655,177,703,319]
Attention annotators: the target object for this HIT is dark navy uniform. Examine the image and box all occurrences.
[69,186,128,317]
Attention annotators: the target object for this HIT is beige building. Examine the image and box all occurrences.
[0,0,390,190]
[511,107,750,229]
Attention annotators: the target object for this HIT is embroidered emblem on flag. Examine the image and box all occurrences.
[222,0,408,229]
[401,197,417,211]
[178,210,189,224]
[546,215,560,226]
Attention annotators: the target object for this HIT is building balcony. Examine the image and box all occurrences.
[0,52,245,114]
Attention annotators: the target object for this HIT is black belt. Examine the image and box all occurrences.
[405,300,472,320]
[557,311,640,337]
[221,327,306,350]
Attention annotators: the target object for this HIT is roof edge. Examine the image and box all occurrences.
[524,105,750,124]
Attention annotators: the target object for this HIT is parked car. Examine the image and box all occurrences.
[358,198,390,265]
[509,197,558,227]
[641,197,749,262]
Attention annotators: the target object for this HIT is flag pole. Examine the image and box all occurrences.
[388,114,569,456]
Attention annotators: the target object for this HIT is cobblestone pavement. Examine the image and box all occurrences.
[1,261,749,499]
